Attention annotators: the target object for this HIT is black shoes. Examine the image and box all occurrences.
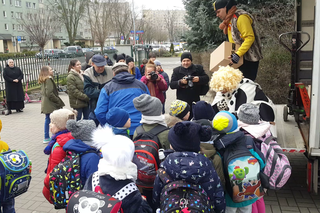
[5,110,12,116]
[16,109,23,112]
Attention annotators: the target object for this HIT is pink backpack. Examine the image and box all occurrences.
[257,134,291,190]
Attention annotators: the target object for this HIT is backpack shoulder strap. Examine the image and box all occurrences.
[157,168,173,184]
[92,171,100,191]
[147,125,168,138]
[112,182,138,201]
[135,125,145,136]
[264,136,277,145]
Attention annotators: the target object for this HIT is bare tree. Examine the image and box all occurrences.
[164,10,176,42]
[47,0,88,45]
[18,9,59,60]
[87,0,113,52]
[138,19,155,44]
[154,29,168,43]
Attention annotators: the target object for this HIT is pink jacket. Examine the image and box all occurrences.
[141,74,167,103]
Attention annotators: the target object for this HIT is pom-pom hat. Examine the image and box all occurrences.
[212,111,238,133]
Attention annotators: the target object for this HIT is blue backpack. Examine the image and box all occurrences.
[0,150,32,202]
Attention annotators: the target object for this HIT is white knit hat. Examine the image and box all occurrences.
[50,109,76,130]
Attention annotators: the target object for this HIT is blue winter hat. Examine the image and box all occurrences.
[106,107,130,128]
[192,101,216,121]
[212,111,238,133]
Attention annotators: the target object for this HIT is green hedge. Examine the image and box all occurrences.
[0,51,38,59]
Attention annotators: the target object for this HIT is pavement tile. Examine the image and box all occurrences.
[299,207,311,213]
[309,208,320,213]
[281,206,301,211]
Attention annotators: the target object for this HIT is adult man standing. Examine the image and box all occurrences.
[104,53,113,66]
[214,0,263,81]
[83,55,113,123]
[94,62,149,137]
[170,52,209,119]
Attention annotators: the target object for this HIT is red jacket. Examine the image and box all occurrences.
[141,74,167,103]
[42,132,74,203]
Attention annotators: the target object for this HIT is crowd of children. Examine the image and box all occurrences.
[0,52,290,213]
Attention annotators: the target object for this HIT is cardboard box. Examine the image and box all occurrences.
[209,41,243,72]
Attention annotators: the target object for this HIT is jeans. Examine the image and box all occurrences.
[76,107,90,121]
[44,114,51,139]
[0,198,15,213]
[226,205,252,213]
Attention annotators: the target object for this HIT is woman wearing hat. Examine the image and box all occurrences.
[170,52,209,119]
[213,0,263,81]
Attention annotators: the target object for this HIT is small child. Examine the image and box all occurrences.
[154,60,169,114]
[152,121,226,213]
[140,58,148,76]
[42,109,76,203]
[0,120,15,213]
[169,100,191,121]
[64,119,101,185]
[83,126,153,213]
[192,100,216,121]
[106,107,131,137]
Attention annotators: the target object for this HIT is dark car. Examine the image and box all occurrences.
[35,49,62,59]
[63,46,84,58]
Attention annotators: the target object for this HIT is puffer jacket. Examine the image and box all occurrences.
[42,132,74,203]
[67,69,89,109]
[153,151,226,213]
[41,77,65,114]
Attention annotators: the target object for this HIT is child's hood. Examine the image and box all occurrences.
[238,120,270,138]
[214,131,245,151]
[63,139,96,153]
[200,143,217,159]
[162,152,213,184]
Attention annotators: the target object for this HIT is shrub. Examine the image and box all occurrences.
[0,51,38,59]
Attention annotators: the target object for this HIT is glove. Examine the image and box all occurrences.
[230,53,240,64]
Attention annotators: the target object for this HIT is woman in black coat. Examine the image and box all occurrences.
[3,59,25,115]
[170,52,209,119]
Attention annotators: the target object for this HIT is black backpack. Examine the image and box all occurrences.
[132,125,168,189]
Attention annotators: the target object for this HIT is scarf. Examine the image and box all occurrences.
[43,129,69,155]
[140,115,168,127]
[219,6,237,35]
[147,80,157,97]
[98,158,137,181]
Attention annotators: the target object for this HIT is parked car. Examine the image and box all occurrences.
[35,49,62,59]
[63,46,84,57]
[82,48,93,53]
[92,47,102,54]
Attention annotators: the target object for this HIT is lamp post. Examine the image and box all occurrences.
[132,0,136,61]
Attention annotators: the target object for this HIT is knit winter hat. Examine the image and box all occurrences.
[192,101,216,121]
[133,94,162,116]
[170,100,190,120]
[212,111,238,133]
[50,109,76,130]
[238,103,260,124]
[66,119,96,143]
[112,62,128,74]
[113,53,126,63]
[181,52,192,62]
[125,56,134,64]
[106,107,130,128]
[154,60,161,67]
[213,0,237,11]
[169,121,212,152]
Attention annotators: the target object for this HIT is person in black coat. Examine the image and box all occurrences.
[3,59,24,115]
[170,52,209,119]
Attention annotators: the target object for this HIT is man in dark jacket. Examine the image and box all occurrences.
[104,53,113,66]
[170,52,209,119]
[81,51,95,71]
[83,55,113,125]
[94,62,149,137]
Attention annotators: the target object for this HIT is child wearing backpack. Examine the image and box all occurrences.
[0,120,15,213]
[153,121,226,213]
[83,126,153,213]
[212,111,266,213]
[105,107,131,137]
[42,109,75,203]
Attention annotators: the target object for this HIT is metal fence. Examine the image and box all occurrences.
[0,55,86,91]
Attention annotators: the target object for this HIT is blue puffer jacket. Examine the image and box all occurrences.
[63,139,101,185]
[84,174,152,213]
[94,72,149,135]
[214,131,265,208]
[153,151,226,213]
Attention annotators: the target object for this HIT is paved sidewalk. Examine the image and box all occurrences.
[0,57,319,213]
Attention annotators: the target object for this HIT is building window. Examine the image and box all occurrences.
[27,13,32,19]
[15,0,21,7]
[38,0,42,3]
[17,24,23,31]
[33,3,36,8]
[2,0,5,5]
[26,2,31,8]
[10,0,12,5]
[4,23,8,30]
[12,24,15,30]
[16,12,22,19]
[3,11,6,17]
[11,11,14,18]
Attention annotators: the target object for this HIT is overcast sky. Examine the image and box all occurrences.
[134,0,185,11]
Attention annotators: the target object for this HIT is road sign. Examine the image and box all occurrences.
[17,36,21,41]
[130,30,144,34]
[136,36,139,40]
[120,36,124,40]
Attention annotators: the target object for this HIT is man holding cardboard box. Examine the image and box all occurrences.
[213,0,263,81]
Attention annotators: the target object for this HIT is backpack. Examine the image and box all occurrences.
[254,135,292,190]
[66,172,138,213]
[157,168,212,213]
[222,139,264,203]
[0,150,32,202]
[132,125,168,189]
[49,150,98,209]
